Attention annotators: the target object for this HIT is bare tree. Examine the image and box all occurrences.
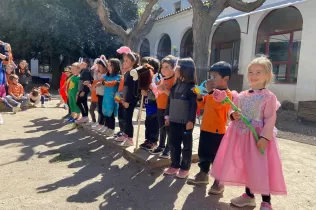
[188,0,266,81]
[87,0,163,51]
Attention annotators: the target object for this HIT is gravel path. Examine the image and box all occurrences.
[0,102,316,210]
[276,109,316,145]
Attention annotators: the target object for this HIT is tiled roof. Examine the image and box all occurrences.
[155,2,197,21]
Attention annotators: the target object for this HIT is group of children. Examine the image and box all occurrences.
[1,40,287,209]
[59,47,286,209]
[0,41,53,124]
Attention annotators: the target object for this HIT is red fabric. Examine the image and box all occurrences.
[59,73,68,103]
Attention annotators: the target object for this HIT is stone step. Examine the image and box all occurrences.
[80,107,201,168]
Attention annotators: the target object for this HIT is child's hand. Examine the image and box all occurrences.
[232,111,241,120]
[141,90,148,96]
[0,98,3,102]
[96,82,102,87]
[186,121,194,130]
[79,92,85,97]
[257,137,269,150]
[83,81,90,86]
[165,119,169,126]
[123,102,129,108]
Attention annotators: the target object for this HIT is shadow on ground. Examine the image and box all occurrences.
[1,117,238,210]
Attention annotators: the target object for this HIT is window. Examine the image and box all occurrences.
[256,7,303,83]
[39,52,52,73]
[174,1,181,13]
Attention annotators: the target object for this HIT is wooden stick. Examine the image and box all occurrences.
[134,94,144,152]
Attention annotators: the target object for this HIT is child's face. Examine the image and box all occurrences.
[107,62,113,74]
[209,71,228,89]
[96,64,107,74]
[12,78,18,84]
[80,62,88,69]
[19,62,26,69]
[122,55,134,70]
[248,64,269,89]
[71,66,80,75]
[161,62,174,78]
[5,66,13,74]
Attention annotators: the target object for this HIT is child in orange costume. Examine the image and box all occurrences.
[57,66,71,109]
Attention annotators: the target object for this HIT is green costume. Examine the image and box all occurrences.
[67,75,80,114]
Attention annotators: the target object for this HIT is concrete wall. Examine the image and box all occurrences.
[143,0,313,103]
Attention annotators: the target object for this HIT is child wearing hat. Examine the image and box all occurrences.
[187,61,232,194]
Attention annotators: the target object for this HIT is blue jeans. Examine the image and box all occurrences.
[2,96,20,109]
[5,95,28,107]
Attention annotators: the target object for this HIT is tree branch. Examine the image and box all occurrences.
[134,0,159,34]
[226,0,266,12]
[86,0,127,38]
[187,0,204,8]
[86,0,97,9]
[137,7,164,38]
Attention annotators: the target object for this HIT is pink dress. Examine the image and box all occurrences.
[211,89,287,195]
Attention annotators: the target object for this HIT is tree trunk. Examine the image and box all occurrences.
[192,15,215,82]
[124,35,139,53]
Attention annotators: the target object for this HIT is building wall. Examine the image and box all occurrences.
[144,0,313,103]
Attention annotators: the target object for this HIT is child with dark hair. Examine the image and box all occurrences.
[40,83,51,104]
[15,60,31,93]
[115,48,140,146]
[91,56,108,132]
[164,58,197,179]
[76,58,93,124]
[139,57,160,151]
[187,61,232,194]
[99,58,121,137]
[28,87,46,108]
[150,55,177,158]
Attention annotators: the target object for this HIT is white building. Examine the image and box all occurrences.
[138,0,316,103]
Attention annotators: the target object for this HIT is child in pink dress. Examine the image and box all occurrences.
[211,56,286,210]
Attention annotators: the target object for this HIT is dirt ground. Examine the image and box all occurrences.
[1,104,316,210]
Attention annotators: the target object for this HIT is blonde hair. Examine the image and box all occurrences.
[248,55,274,87]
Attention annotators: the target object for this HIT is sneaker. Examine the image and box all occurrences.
[93,125,103,131]
[150,146,165,155]
[159,150,170,159]
[114,131,124,137]
[231,194,256,208]
[115,135,127,142]
[41,104,45,108]
[260,202,273,210]
[142,142,157,151]
[176,170,189,179]
[63,104,68,110]
[208,180,225,195]
[76,117,88,124]
[56,102,61,107]
[164,167,180,175]
[86,121,94,126]
[187,171,209,185]
[104,129,114,137]
[122,138,134,146]
[91,123,99,128]
[68,118,76,123]
[139,140,150,149]
[12,106,19,114]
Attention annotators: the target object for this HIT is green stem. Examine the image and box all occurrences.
[223,97,264,155]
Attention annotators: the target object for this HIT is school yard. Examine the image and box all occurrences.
[0,101,316,210]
